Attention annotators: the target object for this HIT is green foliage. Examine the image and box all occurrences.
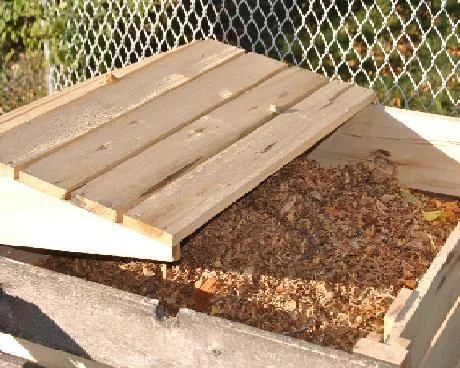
[0,0,69,65]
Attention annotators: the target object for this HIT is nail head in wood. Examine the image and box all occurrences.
[270,104,281,114]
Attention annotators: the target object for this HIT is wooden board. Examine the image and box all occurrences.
[0,176,179,261]
[0,256,393,368]
[73,68,328,221]
[0,353,30,368]
[18,53,287,199]
[123,81,375,245]
[308,104,460,197]
[0,333,111,368]
[395,223,460,367]
[0,42,192,136]
[0,40,243,178]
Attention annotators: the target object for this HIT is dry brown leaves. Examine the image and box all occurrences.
[40,153,459,352]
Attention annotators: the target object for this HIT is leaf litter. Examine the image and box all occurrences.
[39,152,459,352]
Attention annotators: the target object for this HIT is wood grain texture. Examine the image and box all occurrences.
[124,81,375,245]
[0,40,243,178]
[19,53,286,199]
[308,105,460,197]
[0,42,194,137]
[418,297,460,368]
[0,256,393,368]
[73,68,327,221]
[0,76,106,135]
[0,176,179,261]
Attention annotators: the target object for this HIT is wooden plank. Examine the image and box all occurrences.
[124,81,375,245]
[73,68,328,221]
[353,338,408,367]
[0,176,179,261]
[0,256,393,368]
[308,104,460,197]
[18,53,287,199]
[384,288,412,342]
[0,333,111,368]
[0,40,243,178]
[419,297,460,368]
[0,76,106,135]
[0,353,30,368]
[0,42,193,136]
[392,223,460,367]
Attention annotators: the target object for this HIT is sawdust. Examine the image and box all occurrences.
[39,152,459,352]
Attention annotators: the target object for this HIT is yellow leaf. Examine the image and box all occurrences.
[422,210,444,222]
[400,187,422,207]
[210,306,221,316]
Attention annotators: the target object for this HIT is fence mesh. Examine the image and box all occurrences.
[20,1,460,116]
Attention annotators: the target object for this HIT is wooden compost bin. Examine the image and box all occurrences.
[0,40,458,368]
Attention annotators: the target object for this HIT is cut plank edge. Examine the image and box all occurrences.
[122,214,175,246]
[18,171,69,200]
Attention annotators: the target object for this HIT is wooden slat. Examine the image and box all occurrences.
[308,105,460,197]
[0,256,393,368]
[419,297,460,368]
[0,333,111,368]
[0,40,243,178]
[19,53,287,199]
[0,42,193,136]
[0,76,106,135]
[123,81,375,245]
[353,338,408,366]
[0,176,179,261]
[73,68,327,221]
[0,353,29,368]
[396,223,460,367]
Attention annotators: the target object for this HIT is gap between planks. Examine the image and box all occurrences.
[123,81,375,246]
[18,52,289,200]
[0,40,244,179]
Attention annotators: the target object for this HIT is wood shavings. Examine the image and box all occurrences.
[39,153,459,353]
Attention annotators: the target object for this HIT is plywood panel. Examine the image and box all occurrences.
[124,82,375,245]
[73,68,327,221]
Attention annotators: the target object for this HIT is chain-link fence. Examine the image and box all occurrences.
[3,1,459,116]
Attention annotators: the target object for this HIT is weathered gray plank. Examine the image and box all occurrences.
[0,257,392,368]
[0,352,37,368]
[0,333,111,368]
[0,40,243,178]
[73,67,327,221]
[0,43,192,137]
[124,82,375,245]
[19,53,286,199]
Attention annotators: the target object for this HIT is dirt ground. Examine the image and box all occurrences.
[40,152,459,352]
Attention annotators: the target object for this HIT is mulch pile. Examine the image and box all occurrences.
[39,152,459,352]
